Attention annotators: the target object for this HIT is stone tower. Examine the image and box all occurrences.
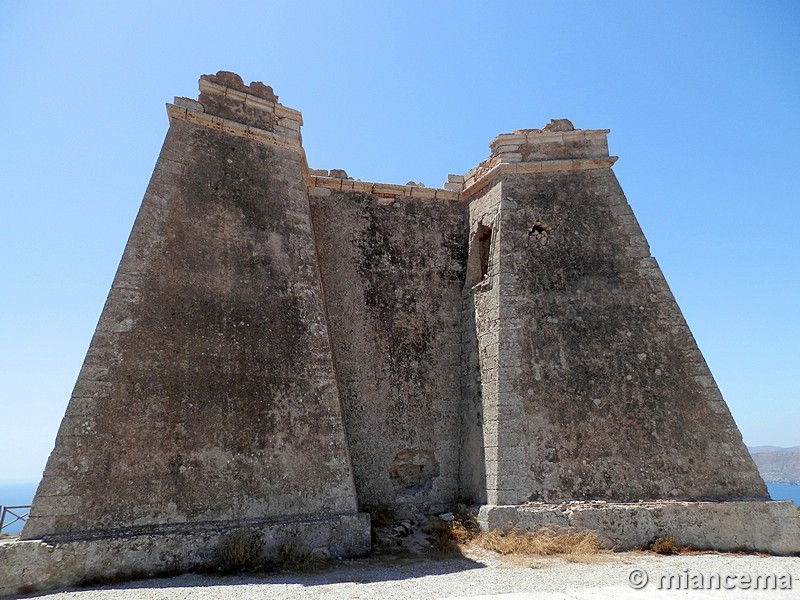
[6,72,796,596]
[21,74,364,544]
[458,126,766,506]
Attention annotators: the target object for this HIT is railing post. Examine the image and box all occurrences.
[0,505,31,535]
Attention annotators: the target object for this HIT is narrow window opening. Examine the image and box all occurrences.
[467,221,495,288]
[477,224,493,280]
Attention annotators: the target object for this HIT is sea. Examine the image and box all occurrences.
[766,483,800,506]
[2,482,799,536]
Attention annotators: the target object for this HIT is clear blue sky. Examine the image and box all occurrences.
[1,1,798,484]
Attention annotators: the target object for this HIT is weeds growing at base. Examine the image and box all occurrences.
[215,532,321,573]
[477,526,602,557]
[434,514,603,560]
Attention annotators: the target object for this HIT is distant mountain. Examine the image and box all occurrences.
[748,448,800,485]
[748,445,800,454]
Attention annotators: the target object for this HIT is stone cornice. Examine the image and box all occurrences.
[309,176,461,201]
[489,128,610,151]
[306,156,618,202]
[166,102,304,154]
[460,156,619,198]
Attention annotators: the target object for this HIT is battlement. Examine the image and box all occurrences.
[167,72,618,202]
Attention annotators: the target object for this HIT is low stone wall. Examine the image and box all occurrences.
[478,501,800,555]
[0,513,369,597]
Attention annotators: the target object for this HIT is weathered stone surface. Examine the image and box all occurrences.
[310,190,465,509]
[478,501,800,554]
[543,118,575,132]
[25,101,358,541]
[2,514,369,597]
[328,168,349,179]
[17,72,792,595]
[197,71,296,135]
[201,70,279,103]
[459,182,503,506]
[479,168,767,505]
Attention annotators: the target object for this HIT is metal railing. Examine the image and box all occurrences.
[0,505,31,535]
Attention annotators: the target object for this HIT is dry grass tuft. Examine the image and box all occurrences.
[434,515,602,562]
[216,530,264,572]
[649,536,679,555]
[475,526,602,557]
[277,538,316,571]
[432,514,481,551]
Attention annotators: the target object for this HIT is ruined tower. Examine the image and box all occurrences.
[458,126,766,506]
[5,72,797,595]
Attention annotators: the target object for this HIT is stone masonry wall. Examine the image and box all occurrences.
[23,100,358,539]
[309,189,466,509]
[479,501,800,554]
[490,168,768,504]
[459,182,503,506]
[3,514,369,597]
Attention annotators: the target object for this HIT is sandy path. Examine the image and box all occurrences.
[31,551,800,599]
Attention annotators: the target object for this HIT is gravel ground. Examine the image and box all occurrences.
[27,551,800,600]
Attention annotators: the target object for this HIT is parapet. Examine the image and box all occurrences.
[165,73,618,203]
[167,71,303,152]
[453,119,618,197]
[490,119,610,159]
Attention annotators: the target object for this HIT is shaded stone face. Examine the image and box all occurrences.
[389,449,439,494]
[309,191,466,509]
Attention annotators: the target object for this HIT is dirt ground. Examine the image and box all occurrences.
[28,548,800,600]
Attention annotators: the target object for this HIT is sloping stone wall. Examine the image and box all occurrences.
[490,168,768,504]
[310,190,466,509]
[24,85,359,540]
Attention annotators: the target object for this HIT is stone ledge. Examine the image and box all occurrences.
[306,156,617,203]
[166,103,303,154]
[461,157,619,198]
[1,512,370,597]
[478,501,800,555]
[310,175,461,201]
